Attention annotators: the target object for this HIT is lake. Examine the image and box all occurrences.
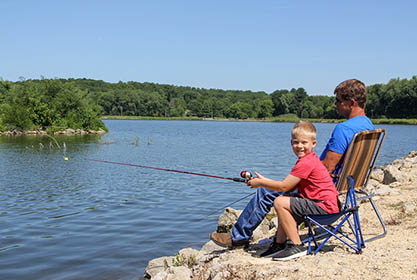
[1,120,416,280]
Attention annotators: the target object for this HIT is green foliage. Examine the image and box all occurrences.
[1,76,416,127]
[0,79,105,131]
[172,253,197,268]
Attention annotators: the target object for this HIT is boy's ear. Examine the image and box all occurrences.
[312,140,317,148]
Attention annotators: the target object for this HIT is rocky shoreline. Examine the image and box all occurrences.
[143,151,417,280]
[0,128,107,135]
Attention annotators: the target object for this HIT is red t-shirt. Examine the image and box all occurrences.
[290,152,339,214]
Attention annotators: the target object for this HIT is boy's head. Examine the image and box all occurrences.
[291,121,317,158]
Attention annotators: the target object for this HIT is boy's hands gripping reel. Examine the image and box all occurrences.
[231,170,253,183]
[238,170,253,183]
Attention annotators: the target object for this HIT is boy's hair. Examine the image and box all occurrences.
[334,79,367,108]
[292,120,317,140]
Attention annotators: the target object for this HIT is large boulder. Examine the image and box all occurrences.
[144,256,174,279]
[383,165,408,185]
[216,207,242,233]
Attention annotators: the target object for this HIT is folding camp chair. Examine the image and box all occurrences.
[304,128,386,254]
[306,176,363,254]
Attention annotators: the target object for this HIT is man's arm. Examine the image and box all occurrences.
[321,150,343,174]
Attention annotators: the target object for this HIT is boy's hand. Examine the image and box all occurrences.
[246,171,264,188]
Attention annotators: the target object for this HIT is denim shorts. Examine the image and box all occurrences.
[290,195,328,224]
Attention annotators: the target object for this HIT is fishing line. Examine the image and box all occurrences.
[85,158,256,215]
[85,158,249,183]
[206,191,256,217]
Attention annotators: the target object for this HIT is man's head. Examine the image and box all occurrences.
[334,79,367,118]
[291,121,317,158]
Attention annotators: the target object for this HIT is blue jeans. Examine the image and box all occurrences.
[231,187,284,242]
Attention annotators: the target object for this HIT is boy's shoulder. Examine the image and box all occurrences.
[299,151,319,161]
[296,151,321,166]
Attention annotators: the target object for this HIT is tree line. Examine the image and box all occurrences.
[0,79,105,131]
[0,76,416,131]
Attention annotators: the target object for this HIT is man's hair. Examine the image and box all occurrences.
[334,79,367,108]
[292,120,316,140]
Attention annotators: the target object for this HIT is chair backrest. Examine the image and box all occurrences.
[336,128,386,193]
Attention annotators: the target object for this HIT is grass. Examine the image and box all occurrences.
[101,115,417,125]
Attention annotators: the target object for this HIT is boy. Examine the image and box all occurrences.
[247,121,339,260]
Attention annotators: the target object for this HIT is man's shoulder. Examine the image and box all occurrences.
[336,116,374,132]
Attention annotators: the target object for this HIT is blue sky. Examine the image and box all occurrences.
[1,0,416,95]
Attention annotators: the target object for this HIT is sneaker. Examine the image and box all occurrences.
[272,244,307,261]
[210,232,249,249]
[255,241,287,258]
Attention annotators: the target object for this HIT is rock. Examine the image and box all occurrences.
[374,184,401,196]
[252,217,272,241]
[144,256,174,279]
[178,248,199,260]
[402,202,416,215]
[199,240,224,254]
[177,248,199,266]
[365,179,380,193]
[165,266,192,280]
[152,271,168,280]
[217,207,242,233]
[370,169,384,182]
[383,165,408,184]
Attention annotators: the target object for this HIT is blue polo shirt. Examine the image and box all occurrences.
[320,116,374,176]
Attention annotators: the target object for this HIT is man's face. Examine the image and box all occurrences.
[335,94,352,118]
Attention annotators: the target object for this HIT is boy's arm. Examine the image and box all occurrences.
[321,150,343,174]
[247,171,300,192]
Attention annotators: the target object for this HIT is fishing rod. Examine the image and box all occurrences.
[85,158,253,183]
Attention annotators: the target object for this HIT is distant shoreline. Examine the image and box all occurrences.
[1,117,415,136]
[102,116,417,125]
[0,128,107,136]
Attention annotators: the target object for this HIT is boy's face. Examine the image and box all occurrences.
[291,134,316,158]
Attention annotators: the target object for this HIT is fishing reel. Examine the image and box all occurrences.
[240,170,253,181]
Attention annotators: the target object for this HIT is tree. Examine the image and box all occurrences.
[257,99,274,118]
[0,79,105,131]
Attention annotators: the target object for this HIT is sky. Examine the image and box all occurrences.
[1,0,416,95]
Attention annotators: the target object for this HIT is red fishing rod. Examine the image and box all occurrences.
[86,158,253,183]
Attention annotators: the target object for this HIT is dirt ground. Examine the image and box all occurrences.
[190,183,417,280]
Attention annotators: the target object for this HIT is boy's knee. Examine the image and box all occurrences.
[274,196,285,208]
[274,195,291,211]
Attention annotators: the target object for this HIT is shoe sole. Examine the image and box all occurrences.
[272,250,307,261]
[209,233,249,249]
[210,239,231,248]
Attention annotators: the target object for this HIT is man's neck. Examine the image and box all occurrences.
[348,107,366,119]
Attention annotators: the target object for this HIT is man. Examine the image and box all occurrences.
[210,79,374,248]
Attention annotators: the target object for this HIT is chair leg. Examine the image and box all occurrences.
[357,191,388,243]
[307,215,362,254]
[365,196,387,243]
[347,216,365,247]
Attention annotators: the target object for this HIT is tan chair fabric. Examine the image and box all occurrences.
[336,128,386,193]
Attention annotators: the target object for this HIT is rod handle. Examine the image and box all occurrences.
[232,177,247,183]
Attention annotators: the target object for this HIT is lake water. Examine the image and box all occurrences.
[1,120,416,280]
